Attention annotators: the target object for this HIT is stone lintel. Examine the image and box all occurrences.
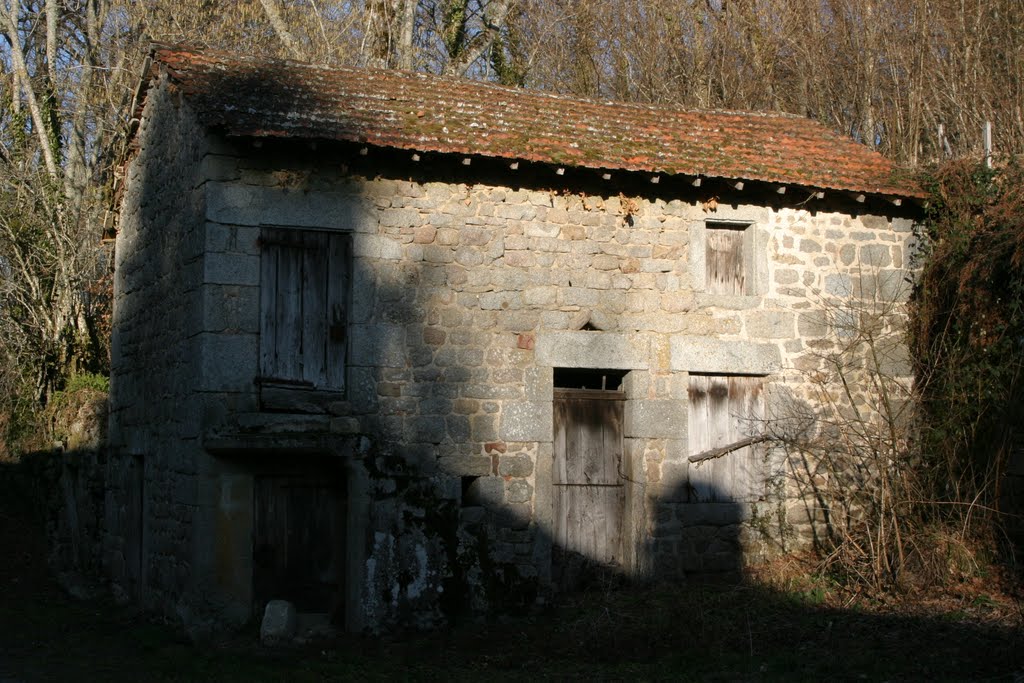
[670,336,780,375]
[203,433,358,457]
[535,331,649,370]
[205,182,369,231]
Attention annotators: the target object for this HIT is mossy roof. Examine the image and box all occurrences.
[143,45,923,199]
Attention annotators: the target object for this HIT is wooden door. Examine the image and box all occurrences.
[125,454,144,591]
[553,388,625,587]
[253,471,346,622]
[687,375,764,502]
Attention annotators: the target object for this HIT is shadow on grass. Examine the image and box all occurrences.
[2,572,1023,681]
[3,450,1023,681]
[2,451,1022,681]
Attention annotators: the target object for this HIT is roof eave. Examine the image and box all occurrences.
[221,130,925,206]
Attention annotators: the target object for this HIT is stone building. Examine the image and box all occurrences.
[104,45,921,634]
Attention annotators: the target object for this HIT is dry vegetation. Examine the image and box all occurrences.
[750,160,1024,605]
[912,160,1024,568]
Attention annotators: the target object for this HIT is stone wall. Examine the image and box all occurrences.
[190,139,914,624]
[108,75,211,624]
[109,86,916,632]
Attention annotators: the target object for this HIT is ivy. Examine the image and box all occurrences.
[910,159,1024,523]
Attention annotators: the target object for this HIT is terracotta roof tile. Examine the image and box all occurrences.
[145,45,922,199]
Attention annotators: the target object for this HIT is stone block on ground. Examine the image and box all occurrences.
[260,600,297,645]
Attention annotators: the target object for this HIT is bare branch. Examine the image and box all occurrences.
[689,435,769,465]
[443,0,515,77]
[258,0,308,61]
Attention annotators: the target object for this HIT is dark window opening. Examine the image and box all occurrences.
[461,475,481,507]
[554,368,627,391]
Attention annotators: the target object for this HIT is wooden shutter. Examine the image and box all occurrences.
[687,375,764,502]
[259,228,349,391]
[706,225,747,295]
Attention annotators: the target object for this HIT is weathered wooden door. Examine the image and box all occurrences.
[253,471,346,622]
[124,454,144,592]
[552,388,625,587]
[687,375,764,502]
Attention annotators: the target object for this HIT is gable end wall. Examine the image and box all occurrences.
[107,76,214,625]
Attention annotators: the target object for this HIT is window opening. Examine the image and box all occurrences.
[259,227,350,391]
[461,476,481,507]
[553,368,627,391]
[687,374,765,503]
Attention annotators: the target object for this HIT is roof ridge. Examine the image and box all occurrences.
[144,44,924,200]
[151,43,810,123]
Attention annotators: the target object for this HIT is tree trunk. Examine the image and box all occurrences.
[396,0,416,69]
[443,0,514,77]
[259,0,308,60]
[2,3,60,180]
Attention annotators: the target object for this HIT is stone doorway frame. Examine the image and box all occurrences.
[205,440,371,632]
[533,331,674,584]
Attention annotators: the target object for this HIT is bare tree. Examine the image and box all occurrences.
[258,0,309,61]
[1,0,1022,452]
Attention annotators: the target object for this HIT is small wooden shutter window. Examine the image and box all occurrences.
[259,228,350,391]
[706,223,748,295]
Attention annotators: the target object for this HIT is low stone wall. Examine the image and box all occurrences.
[51,447,107,593]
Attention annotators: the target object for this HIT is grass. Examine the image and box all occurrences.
[1,459,1022,681]
[3,561,1022,681]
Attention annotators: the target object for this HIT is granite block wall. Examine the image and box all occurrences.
[108,75,211,624]
[195,141,913,607]
[106,81,916,632]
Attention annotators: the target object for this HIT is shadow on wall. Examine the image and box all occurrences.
[197,151,760,629]
[121,163,767,633]
[30,66,1023,645]
[553,481,747,594]
[339,228,767,627]
[93,65,804,631]
[341,244,764,624]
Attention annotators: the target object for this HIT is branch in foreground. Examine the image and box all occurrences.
[688,435,769,465]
